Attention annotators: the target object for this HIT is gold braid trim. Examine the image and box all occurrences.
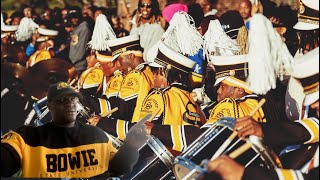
[236,26,249,55]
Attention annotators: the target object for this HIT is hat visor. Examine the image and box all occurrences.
[214,76,228,86]
[148,62,163,68]
[112,54,121,61]
[304,91,319,106]
[293,22,319,30]
[1,34,7,38]
[52,91,83,102]
[37,37,46,42]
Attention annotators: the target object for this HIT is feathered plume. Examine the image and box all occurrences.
[203,19,240,60]
[247,14,294,95]
[161,11,203,56]
[15,17,39,41]
[87,14,117,51]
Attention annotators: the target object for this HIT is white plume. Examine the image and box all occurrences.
[161,11,203,56]
[87,14,117,51]
[203,19,240,61]
[15,17,39,41]
[247,14,294,95]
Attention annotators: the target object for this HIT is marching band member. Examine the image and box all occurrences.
[207,47,319,180]
[78,14,119,115]
[26,27,58,68]
[142,41,206,152]
[88,33,157,140]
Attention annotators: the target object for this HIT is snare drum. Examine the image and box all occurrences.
[172,124,280,180]
[122,136,175,180]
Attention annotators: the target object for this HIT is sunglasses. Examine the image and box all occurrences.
[140,3,152,9]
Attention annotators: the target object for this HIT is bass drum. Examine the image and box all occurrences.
[172,125,281,180]
[122,136,175,180]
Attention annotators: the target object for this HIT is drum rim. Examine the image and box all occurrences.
[247,135,279,169]
[147,136,175,168]
[172,156,205,180]
[181,125,227,158]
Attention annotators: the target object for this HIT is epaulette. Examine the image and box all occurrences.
[135,63,146,71]
[161,86,172,93]
[236,94,259,102]
[113,69,122,75]
[127,69,141,75]
[78,66,103,89]
[162,83,188,93]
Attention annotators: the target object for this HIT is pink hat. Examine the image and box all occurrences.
[162,3,188,23]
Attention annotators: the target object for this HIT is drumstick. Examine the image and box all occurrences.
[210,130,238,160]
[101,107,119,117]
[248,98,266,117]
[69,78,77,86]
[229,141,252,159]
[148,108,161,122]
[183,142,251,180]
[210,98,266,160]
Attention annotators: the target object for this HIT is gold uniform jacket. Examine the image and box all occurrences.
[118,63,154,121]
[205,95,266,126]
[78,65,104,114]
[93,71,123,118]
[139,83,206,126]
[1,121,117,178]
[27,50,51,68]
[78,64,104,97]
[115,83,206,151]
[95,64,153,140]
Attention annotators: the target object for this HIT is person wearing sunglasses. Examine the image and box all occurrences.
[130,0,165,61]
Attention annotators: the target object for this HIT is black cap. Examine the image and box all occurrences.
[219,11,245,39]
[47,82,83,102]
[62,18,72,27]
[68,6,82,19]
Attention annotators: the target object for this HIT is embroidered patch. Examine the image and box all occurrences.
[140,90,164,120]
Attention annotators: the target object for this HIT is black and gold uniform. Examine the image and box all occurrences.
[106,34,154,121]
[135,42,206,152]
[78,63,104,98]
[78,63,104,115]
[118,63,154,121]
[94,35,155,140]
[1,121,117,178]
[95,64,153,141]
[139,83,205,126]
[95,70,123,118]
[205,95,266,126]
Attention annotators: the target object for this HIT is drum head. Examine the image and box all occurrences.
[174,164,202,180]
[173,157,204,180]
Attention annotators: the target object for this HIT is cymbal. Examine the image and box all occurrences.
[1,44,27,65]
[1,62,28,81]
[1,62,33,97]
[27,59,75,99]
